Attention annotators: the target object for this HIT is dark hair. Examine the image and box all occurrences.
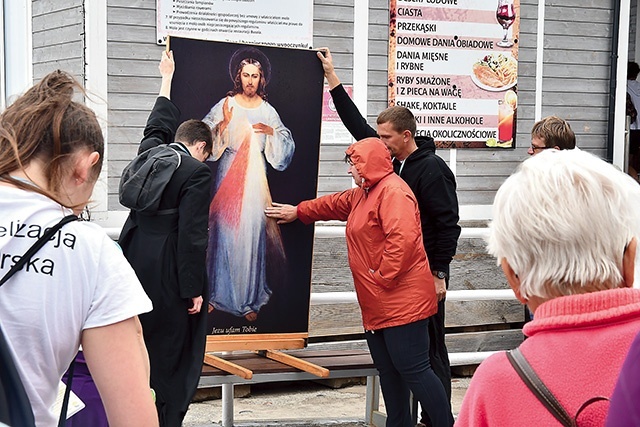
[226,58,268,101]
[0,70,104,207]
[377,106,417,137]
[629,62,640,80]
[175,119,213,156]
[531,116,576,150]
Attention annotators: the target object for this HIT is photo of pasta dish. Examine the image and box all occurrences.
[471,53,518,91]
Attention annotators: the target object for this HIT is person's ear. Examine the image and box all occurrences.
[500,258,527,304]
[74,151,100,184]
[403,130,411,142]
[622,237,637,288]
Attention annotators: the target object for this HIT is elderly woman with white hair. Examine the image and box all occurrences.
[456,149,640,426]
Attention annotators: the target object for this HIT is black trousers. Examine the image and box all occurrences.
[420,298,452,426]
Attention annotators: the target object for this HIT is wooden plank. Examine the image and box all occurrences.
[107,24,156,43]
[318,162,350,176]
[33,59,83,81]
[457,176,508,192]
[109,0,155,8]
[206,334,308,352]
[109,93,158,111]
[108,58,159,77]
[314,21,354,38]
[109,75,161,94]
[308,300,522,336]
[309,303,362,338]
[446,300,524,327]
[107,6,155,27]
[457,191,500,205]
[319,145,353,161]
[34,42,84,63]
[33,24,83,48]
[445,329,524,353]
[108,42,164,61]
[259,350,330,378]
[311,36,354,55]
[203,354,253,379]
[33,7,83,32]
[317,176,353,193]
[314,4,354,22]
[33,0,83,16]
[455,162,520,177]
[543,35,611,52]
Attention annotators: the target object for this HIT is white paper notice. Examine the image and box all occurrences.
[157,0,313,48]
[52,381,85,419]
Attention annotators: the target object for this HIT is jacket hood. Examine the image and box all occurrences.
[346,138,393,189]
[415,135,436,153]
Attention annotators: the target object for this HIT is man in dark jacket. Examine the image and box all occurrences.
[318,48,461,427]
[118,50,213,427]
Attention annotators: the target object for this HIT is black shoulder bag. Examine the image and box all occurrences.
[0,214,78,427]
[507,347,609,426]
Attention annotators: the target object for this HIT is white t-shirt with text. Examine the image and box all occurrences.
[0,186,152,426]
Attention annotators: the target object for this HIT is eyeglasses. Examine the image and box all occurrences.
[530,144,552,152]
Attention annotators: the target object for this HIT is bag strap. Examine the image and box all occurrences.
[0,214,78,426]
[506,348,574,427]
[57,358,76,427]
[0,214,78,287]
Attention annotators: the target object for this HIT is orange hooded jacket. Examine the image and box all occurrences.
[297,138,437,330]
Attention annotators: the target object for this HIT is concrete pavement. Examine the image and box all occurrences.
[183,376,471,426]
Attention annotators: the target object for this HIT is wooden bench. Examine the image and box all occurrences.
[199,349,386,427]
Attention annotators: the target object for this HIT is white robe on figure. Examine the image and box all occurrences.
[203,96,295,317]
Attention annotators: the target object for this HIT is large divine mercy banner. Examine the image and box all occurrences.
[389,0,520,149]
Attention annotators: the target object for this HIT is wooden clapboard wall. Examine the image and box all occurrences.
[309,234,524,353]
[32,0,84,82]
[106,0,161,209]
[314,0,355,197]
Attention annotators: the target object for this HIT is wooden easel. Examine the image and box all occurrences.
[203,333,330,379]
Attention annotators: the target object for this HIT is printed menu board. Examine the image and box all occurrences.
[157,0,313,49]
[389,0,520,148]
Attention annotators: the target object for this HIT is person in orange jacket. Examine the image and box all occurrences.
[265,137,453,427]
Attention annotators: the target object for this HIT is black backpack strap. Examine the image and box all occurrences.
[57,357,76,427]
[506,348,574,427]
[0,214,78,287]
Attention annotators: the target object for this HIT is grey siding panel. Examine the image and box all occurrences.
[33,58,84,81]
[32,24,84,48]
[106,1,164,209]
[32,1,84,83]
[313,0,355,197]
[33,0,83,16]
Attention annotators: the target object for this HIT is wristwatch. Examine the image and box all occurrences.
[432,270,448,280]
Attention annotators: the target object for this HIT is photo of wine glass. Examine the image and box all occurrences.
[496,0,516,48]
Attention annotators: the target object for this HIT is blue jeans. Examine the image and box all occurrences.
[365,318,454,427]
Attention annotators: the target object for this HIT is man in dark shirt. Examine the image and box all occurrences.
[119,50,213,426]
[318,48,461,427]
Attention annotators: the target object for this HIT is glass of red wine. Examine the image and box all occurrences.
[496,0,515,48]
